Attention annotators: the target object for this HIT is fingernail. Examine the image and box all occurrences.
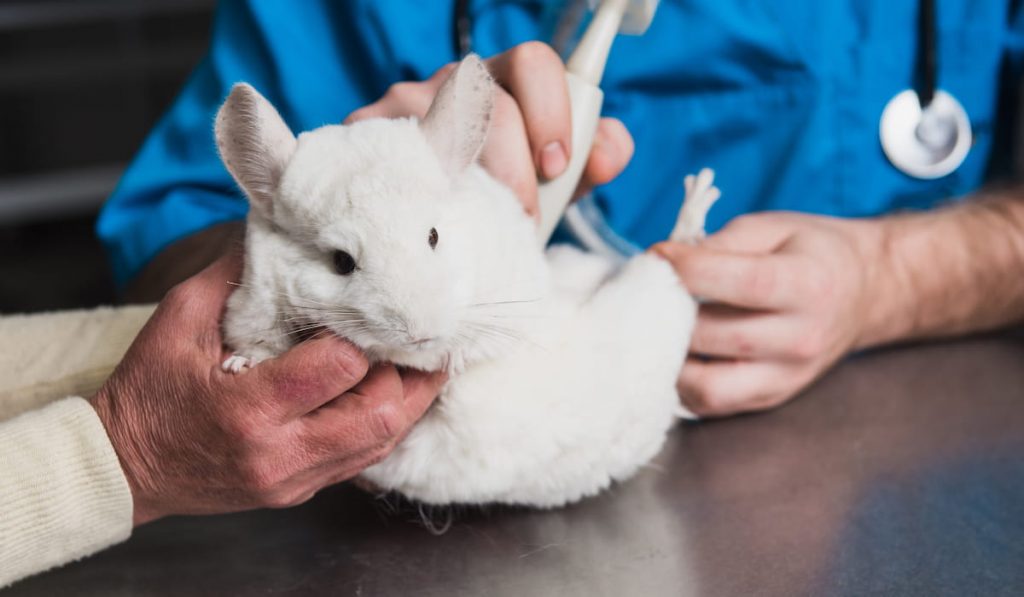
[540,141,568,179]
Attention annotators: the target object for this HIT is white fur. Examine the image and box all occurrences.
[361,250,695,506]
[216,55,716,507]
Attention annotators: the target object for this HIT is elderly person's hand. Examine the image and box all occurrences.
[345,42,635,216]
[653,213,884,417]
[90,254,446,525]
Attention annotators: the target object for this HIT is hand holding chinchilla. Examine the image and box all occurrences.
[215,55,717,507]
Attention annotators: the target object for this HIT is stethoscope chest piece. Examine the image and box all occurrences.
[880,89,972,179]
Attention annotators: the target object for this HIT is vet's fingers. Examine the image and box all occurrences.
[480,87,539,217]
[702,213,798,254]
[690,305,806,360]
[251,336,370,419]
[575,118,635,199]
[652,242,802,310]
[343,75,443,123]
[487,42,572,180]
[676,358,791,417]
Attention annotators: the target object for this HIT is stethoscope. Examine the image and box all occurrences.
[452,0,972,255]
[879,0,972,179]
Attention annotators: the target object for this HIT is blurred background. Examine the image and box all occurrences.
[0,0,215,313]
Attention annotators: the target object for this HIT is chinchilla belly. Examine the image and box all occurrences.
[358,248,697,508]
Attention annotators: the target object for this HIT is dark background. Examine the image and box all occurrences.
[0,0,216,313]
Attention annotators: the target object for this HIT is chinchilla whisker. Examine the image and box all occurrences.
[224,310,374,344]
[280,317,367,335]
[484,330,523,347]
[226,328,288,341]
[464,323,522,346]
[314,318,405,338]
[467,320,548,353]
[471,311,549,320]
[280,310,363,324]
[280,295,348,310]
[300,328,336,343]
[468,297,542,307]
[467,318,520,333]
[282,306,363,316]
[285,323,330,335]
[233,291,332,313]
[280,305,356,315]
[232,283,349,311]
[290,320,367,335]
[227,326,315,343]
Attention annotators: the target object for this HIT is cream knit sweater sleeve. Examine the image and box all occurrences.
[0,306,153,587]
[0,397,133,587]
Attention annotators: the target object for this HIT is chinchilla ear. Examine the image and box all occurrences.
[215,83,296,218]
[420,54,495,177]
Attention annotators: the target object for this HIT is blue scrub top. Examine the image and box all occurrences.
[98,0,1024,286]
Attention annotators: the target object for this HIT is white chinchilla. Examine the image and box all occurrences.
[215,54,718,508]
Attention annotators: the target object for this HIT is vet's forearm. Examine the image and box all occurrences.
[856,189,1024,348]
[124,221,244,303]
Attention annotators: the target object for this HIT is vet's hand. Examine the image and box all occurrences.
[90,254,447,525]
[653,213,882,417]
[344,42,634,217]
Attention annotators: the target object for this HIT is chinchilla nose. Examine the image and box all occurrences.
[378,265,459,341]
[401,309,452,343]
[379,300,453,343]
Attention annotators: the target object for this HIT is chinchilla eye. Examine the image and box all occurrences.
[332,250,356,275]
[429,227,438,250]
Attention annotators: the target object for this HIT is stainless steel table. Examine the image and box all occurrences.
[8,334,1024,596]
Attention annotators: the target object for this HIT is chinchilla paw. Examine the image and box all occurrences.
[222,354,254,374]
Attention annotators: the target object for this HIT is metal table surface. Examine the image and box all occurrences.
[7,334,1024,596]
